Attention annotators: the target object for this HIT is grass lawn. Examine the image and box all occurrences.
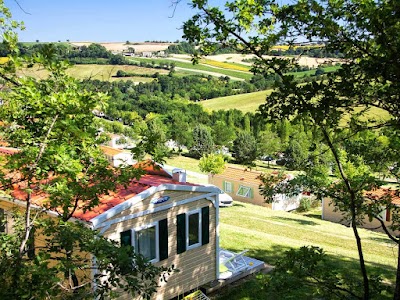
[201,90,272,113]
[164,155,204,174]
[215,202,397,299]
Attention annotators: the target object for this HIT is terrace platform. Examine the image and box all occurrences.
[203,249,274,294]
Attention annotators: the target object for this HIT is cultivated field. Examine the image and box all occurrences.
[18,64,167,82]
[204,53,343,68]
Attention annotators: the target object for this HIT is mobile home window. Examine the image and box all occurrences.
[177,207,210,254]
[119,218,169,263]
[223,181,233,193]
[187,211,201,249]
[237,185,253,198]
[135,225,158,262]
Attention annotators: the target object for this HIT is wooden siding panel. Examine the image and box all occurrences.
[322,198,400,236]
[102,195,217,300]
[210,176,272,207]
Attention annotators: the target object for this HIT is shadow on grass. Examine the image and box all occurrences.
[231,203,245,208]
[270,216,319,226]
[366,235,398,245]
[213,244,396,300]
[296,210,322,220]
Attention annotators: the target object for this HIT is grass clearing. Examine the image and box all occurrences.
[164,155,204,174]
[201,90,272,113]
[215,202,397,299]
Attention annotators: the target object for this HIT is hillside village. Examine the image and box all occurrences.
[0,0,399,300]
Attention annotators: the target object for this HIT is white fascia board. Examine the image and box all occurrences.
[96,191,217,233]
[90,184,219,229]
[215,191,220,279]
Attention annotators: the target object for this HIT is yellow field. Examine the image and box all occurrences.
[201,90,272,113]
[17,64,167,81]
[200,58,250,72]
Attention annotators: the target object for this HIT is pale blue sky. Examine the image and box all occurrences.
[5,0,205,42]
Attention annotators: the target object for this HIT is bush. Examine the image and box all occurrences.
[297,197,312,212]
[297,196,320,212]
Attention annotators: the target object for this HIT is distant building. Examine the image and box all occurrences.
[100,145,135,167]
[142,51,153,58]
[209,166,301,211]
[322,188,400,235]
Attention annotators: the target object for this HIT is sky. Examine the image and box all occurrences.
[5,0,210,42]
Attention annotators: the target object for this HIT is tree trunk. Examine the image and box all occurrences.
[321,127,369,299]
[351,219,369,300]
[394,242,400,300]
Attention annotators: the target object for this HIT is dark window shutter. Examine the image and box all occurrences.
[386,209,391,222]
[120,230,132,247]
[177,213,186,254]
[0,208,4,233]
[201,206,210,245]
[159,218,168,260]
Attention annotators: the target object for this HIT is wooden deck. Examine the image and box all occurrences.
[203,249,274,294]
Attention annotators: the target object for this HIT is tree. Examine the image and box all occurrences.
[257,129,281,164]
[212,120,236,148]
[167,111,193,152]
[284,131,312,170]
[232,132,257,166]
[132,113,169,163]
[184,0,400,298]
[199,153,226,175]
[0,6,169,299]
[190,124,214,158]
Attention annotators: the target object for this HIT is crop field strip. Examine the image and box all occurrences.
[129,57,253,80]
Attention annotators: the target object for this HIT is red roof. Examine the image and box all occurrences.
[10,173,196,222]
[133,160,172,178]
[365,188,400,206]
[0,147,19,155]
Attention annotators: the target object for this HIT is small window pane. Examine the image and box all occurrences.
[224,182,233,193]
[237,185,251,198]
[136,226,156,261]
[188,213,199,246]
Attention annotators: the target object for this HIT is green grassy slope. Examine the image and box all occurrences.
[200,90,272,113]
[216,202,397,299]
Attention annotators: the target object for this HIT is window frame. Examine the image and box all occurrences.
[237,185,253,198]
[223,181,233,193]
[186,209,202,250]
[133,222,160,263]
